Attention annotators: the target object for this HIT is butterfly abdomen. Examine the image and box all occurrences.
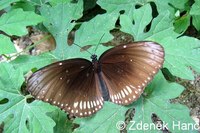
[92,55,110,101]
[97,72,110,101]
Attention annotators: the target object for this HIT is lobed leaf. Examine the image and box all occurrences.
[0,35,16,55]
[0,0,20,10]
[190,0,200,31]
[127,72,197,133]
[0,63,56,133]
[74,102,129,133]
[161,36,200,80]
[10,53,56,73]
[98,0,187,18]
[120,3,200,80]
[40,0,83,59]
[0,9,43,36]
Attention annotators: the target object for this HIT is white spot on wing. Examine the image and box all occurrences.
[74,102,78,108]
[126,86,132,93]
[121,90,125,98]
[123,88,129,95]
[80,66,85,68]
[83,101,86,109]
[86,73,89,77]
[87,101,90,109]
[97,100,99,105]
[130,85,135,89]
[80,101,82,110]
[93,101,96,106]
[59,63,63,65]
[123,45,127,48]
[90,101,93,108]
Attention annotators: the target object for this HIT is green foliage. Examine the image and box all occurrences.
[190,0,200,31]
[127,72,197,133]
[47,109,74,133]
[0,35,16,54]
[0,8,43,36]
[0,63,56,133]
[74,102,129,133]
[0,0,20,10]
[0,0,200,133]
[40,0,83,59]
[10,53,56,73]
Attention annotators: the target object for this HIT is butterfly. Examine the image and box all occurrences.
[27,41,165,117]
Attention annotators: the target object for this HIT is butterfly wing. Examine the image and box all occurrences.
[99,41,165,105]
[27,59,104,117]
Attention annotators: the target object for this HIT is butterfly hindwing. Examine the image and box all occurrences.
[99,42,164,105]
[27,59,104,117]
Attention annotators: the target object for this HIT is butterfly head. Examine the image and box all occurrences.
[91,54,98,62]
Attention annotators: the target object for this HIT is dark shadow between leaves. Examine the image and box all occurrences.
[151,113,171,133]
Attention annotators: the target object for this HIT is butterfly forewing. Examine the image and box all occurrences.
[27,41,164,117]
[27,59,104,117]
[99,42,164,105]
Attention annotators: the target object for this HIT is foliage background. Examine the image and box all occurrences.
[0,0,200,133]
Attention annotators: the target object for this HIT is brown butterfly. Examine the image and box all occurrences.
[27,41,165,117]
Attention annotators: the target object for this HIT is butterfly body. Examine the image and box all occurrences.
[27,41,164,117]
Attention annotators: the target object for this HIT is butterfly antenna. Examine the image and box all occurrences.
[73,43,93,55]
[93,33,105,54]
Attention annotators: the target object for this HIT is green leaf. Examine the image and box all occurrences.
[11,1,35,11]
[120,3,200,80]
[0,9,43,36]
[0,0,20,10]
[190,0,200,31]
[27,0,48,6]
[0,63,24,90]
[40,1,83,59]
[162,36,200,80]
[0,63,56,133]
[192,15,200,31]
[74,12,118,57]
[0,35,16,54]
[47,109,73,133]
[98,0,187,18]
[190,0,200,16]
[127,72,197,133]
[120,4,152,40]
[75,13,118,46]
[10,53,56,73]
[74,102,129,133]
[120,4,178,41]
[174,13,190,33]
